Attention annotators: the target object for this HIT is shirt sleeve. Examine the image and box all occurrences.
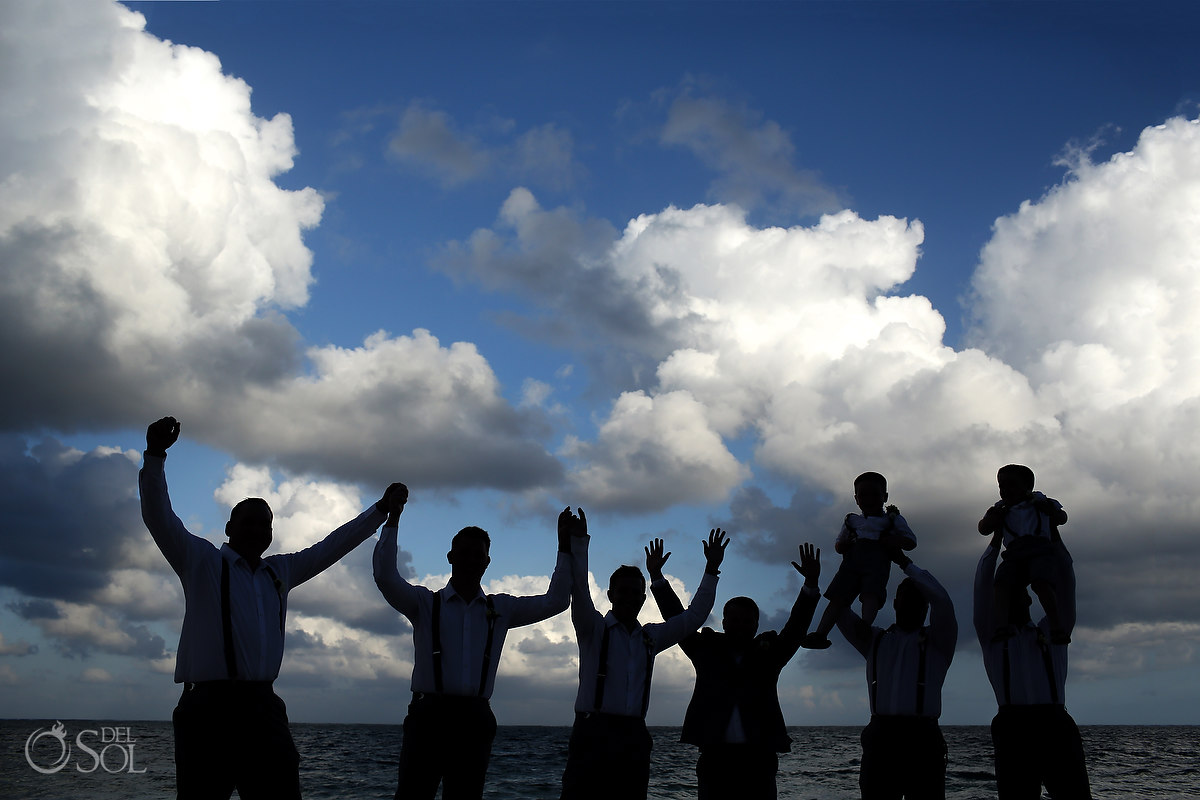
[649,577,696,658]
[569,533,599,640]
[138,453,204,576]
[893,513,917,545]
[974,543,1000,645]
[903,562,958,661]
[504,551,573,627]
[373,522,422,618]
[645,572,717,654]
[282,504,387,589]
[835,518,854,547]
[775,583,821,664]
[835,607,875,658]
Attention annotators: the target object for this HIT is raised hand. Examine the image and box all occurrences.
[378,483,408,517]
[558,507,587,552]
[790,542,820,586]
[645,538,671,580]
[146,417,181,456]
[703,528,729,576]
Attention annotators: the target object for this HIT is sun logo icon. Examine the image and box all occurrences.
[25,720,72,774]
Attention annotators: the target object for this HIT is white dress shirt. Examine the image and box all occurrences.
[996,492,1063,547]
[139,453,386,683]
[569,533,718,717]
[836,512,917,545]
[837,562,957,718]
[372,522,571,698]
[974,543,1074,706]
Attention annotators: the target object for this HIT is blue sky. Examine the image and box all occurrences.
[2,0,1199,731]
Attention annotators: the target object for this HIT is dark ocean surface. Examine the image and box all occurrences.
[3,720,1197,798]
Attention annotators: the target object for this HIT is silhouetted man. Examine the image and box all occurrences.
[373,497,574,800]
[975,534,1092,799]
[560,521,725,800]
[837,546,956,800]
[650,540,822,799]
[139,416,401,800]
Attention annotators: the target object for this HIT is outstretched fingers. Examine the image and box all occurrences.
[703,528,729,573]
[645,538,671,576]
[791,542,821,582]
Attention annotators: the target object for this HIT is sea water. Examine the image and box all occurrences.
[2,720,1197,799]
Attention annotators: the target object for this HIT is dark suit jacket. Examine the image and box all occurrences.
[651,580,818,753]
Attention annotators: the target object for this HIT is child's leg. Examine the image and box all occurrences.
[860,593,883,626]
[802,600,842,649]
[814,599,842,638]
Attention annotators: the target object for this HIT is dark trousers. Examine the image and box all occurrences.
[560,712,653,800]
[860,715,947,800]
[395,693,497,800]
[992,705,1092,800]
[696,743,779,800]
[173,681,300,800]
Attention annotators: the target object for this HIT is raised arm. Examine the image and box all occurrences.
[647,529,725,652]
[834,606,875,657]
[777,543,822,658]
[893,552,957,661]
[973,534,1001,645]
[647,537,686,620]
[373,485,422,617]
[564,508,597,634]
[139,417,199,573]
[285,482,397,588]
[503,508,577,627]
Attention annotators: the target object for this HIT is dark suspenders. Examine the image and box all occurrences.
[1001,628,1060,705]
[431,591,497,696]
[869,626,929,715]
[220,558,285,680]
[593,624,655,717]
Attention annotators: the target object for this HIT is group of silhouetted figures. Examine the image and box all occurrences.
[140,416,1091,799]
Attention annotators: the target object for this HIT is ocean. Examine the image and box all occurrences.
[3,720,1197,799]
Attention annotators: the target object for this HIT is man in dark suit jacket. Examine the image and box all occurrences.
[648,538,821,799]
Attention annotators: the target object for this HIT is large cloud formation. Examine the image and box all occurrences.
[440,116,1200,680]
[3,0,1198,720]
[0,0,559,491]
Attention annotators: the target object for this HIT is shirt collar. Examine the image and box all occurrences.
[602,611,642,633]
[442,582,487,604]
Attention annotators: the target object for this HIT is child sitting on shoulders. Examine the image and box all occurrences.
[978,463,1071,644]
[802,471,915,649]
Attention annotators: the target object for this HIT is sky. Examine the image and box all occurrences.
[1,0,1199,730]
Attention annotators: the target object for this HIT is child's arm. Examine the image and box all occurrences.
[886,507,917,551]
[1036,495,1068,527]
[978,502,1005,535]
[834,515,856,554]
